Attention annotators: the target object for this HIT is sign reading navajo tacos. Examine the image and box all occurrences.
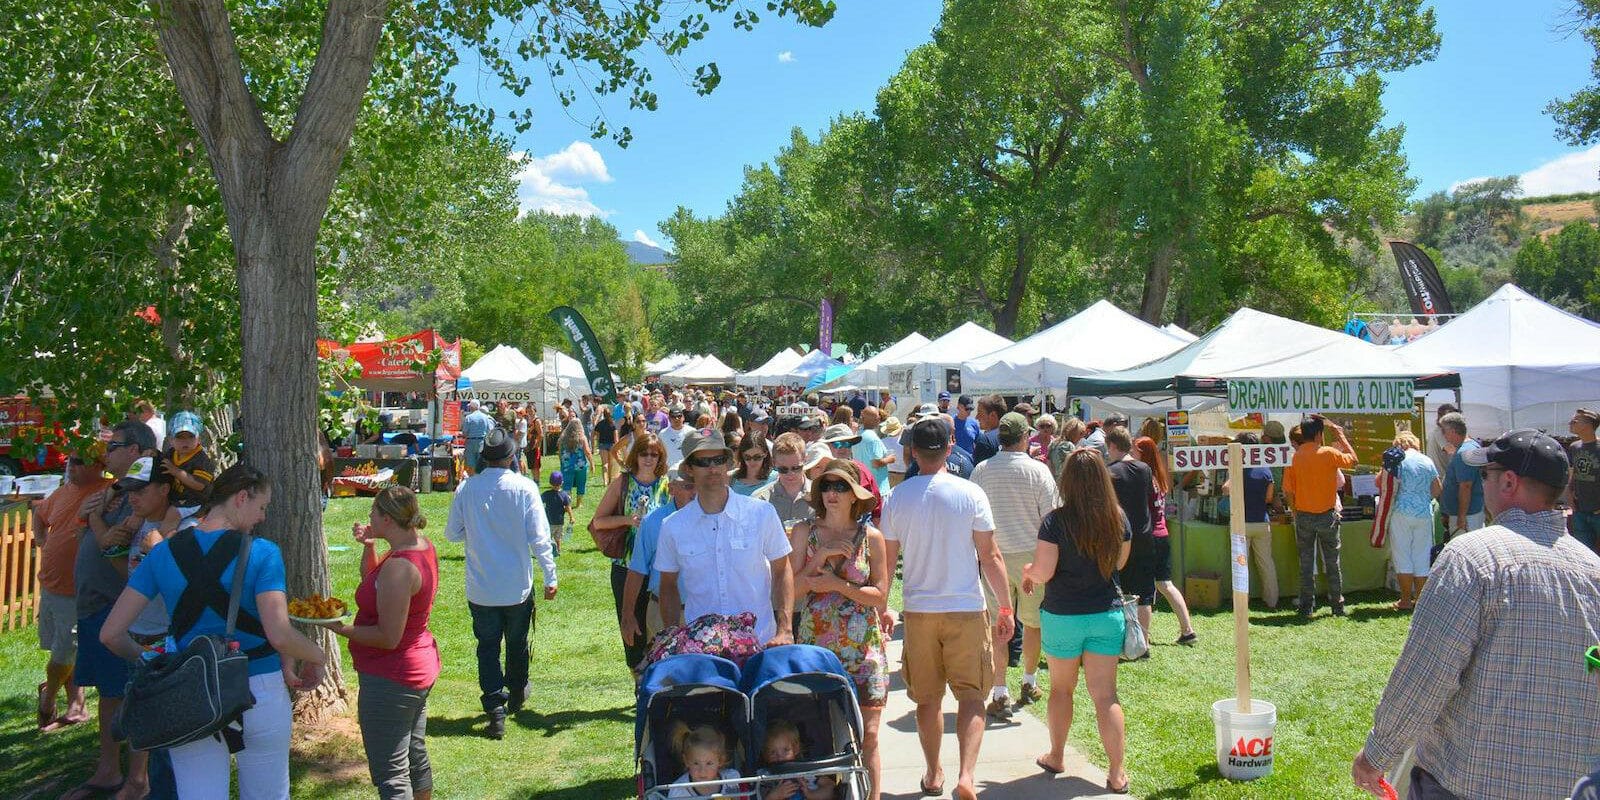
[1226,378,1414,415]
[546,306,618,405]
[1170,443,1297,472]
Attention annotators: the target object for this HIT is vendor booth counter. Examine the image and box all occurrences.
[1175,517,1389,605]
[329,455,460,497]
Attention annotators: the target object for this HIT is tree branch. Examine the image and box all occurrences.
[149,0,275,197]
[282,0,390,214]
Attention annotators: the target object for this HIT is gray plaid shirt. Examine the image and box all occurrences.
[1364,508,1600,799]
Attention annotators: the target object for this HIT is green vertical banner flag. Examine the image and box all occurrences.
[547,306,618,405]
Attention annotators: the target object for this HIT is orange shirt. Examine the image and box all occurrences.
[35,477,111,596]
[1284,443,1357,514]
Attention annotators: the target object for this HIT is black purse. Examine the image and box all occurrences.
[119,531,258,752]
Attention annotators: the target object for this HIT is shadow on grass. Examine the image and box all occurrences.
[532,774,635,799]
[1139,761,1225,800]
[0,694,100,799]
[428,705,634,740]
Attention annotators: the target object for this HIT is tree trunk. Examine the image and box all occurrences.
[993,229,1034,337]
[153,198,197,410]
[1139,239,1180,323]
[152,0,390,717]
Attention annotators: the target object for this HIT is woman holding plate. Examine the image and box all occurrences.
[323,486,440,800]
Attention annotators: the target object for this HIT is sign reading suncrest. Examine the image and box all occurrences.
[1226,378,1414,415]
[1170,443,1296,472]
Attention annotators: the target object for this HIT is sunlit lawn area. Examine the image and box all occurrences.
[1,480,1411,799]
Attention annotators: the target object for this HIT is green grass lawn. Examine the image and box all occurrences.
[1,477,1413,799]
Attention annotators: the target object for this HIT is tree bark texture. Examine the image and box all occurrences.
[1139,239,1179,323]
[151,0,389,716]
[993,229,1033,337]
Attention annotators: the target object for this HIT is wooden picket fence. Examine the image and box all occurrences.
[0,501,40,633]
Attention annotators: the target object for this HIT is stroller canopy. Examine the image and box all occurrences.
[738,645,849,696]
[636,653,742,743]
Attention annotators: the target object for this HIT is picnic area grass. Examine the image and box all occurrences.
[0,476,1414,799]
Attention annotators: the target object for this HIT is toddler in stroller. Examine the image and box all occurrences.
[670,724,741,798]
[637,653,754,799]
[743,646,870,800]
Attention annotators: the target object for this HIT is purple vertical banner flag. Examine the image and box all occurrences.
[818,298,834,355]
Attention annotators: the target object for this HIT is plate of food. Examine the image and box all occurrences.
[288,594,349,624]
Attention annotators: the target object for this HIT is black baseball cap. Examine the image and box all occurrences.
[910,417,952,451]
[937,391,951,401]
[957,394,974,409]
[1460,428,1570,489]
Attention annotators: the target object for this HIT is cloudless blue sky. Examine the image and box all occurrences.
[450,0,1597,251]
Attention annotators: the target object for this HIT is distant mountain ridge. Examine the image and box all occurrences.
[624,240,673,265]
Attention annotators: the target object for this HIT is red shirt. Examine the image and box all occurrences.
[350,541,440,689]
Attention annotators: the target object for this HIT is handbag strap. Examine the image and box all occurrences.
[224,533,254,637]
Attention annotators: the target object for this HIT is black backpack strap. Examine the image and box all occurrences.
[169,530,274,659]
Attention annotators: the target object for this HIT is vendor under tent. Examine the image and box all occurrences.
[662,353,736,385]
[1069,306,1460,601]
[1398,283,1600,435]
[737,347,805,388]
[818,332,931,392]
[644,352,695,378]
[880,321,1012,406]
[320,329,463,439]
[961,300,1190,394]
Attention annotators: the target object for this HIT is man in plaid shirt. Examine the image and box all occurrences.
[1352,429,1600,799]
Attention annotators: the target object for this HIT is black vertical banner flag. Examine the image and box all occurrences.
[1389,241,1455,316]
[547,306,618,405]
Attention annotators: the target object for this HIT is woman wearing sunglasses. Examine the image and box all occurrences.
[730,436,774,497]
[591,433,670,670]
[789,459,889,800]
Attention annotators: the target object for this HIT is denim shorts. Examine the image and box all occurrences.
[75,606,130,698]
[1039,608,1125,659]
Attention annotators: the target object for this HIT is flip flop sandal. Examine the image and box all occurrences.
[919,776,944,796]
[60,780,124,800]
[1035,757,1064,775]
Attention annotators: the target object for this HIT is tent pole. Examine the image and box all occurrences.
[1175,391,1187,596]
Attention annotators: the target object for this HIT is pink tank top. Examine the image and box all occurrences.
[350,541,441,688]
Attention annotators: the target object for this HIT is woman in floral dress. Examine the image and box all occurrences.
[789,459,889,800]
[592,432,669,671]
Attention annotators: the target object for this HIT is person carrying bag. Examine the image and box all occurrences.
[98,464,329,800]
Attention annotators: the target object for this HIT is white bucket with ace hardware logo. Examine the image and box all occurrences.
[1212,698,1276,780]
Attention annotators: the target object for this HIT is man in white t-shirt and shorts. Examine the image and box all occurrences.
[883,417,1015,800]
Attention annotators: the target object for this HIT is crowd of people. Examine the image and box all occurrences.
[22,385,1600,800]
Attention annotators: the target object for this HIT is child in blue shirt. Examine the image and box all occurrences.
[541,471,572,556]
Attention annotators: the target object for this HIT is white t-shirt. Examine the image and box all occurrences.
[667,768,741,798]
[659,425,688,469]
[883,432,907,475]
[882,472,995,613]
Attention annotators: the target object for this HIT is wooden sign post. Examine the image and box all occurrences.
[1227,442,1251,713]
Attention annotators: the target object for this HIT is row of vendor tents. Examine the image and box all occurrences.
[644,284,1600,436]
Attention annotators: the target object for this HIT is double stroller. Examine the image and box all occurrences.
[636,645,870,800]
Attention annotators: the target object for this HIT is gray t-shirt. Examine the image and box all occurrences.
[1572,440,1600,513]
[74,491,134,619]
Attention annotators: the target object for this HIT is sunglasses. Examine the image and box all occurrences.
[819,480,852,494]
[773,465,803,474]
[638,451,661,459]
[688,454,731,469]
[1479,466,1507,479]
[106,440,135,451]
[743,454,767,462]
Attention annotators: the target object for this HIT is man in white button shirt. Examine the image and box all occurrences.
[445,429,557,740]
[658,405,689,469]
[656,427,794,646]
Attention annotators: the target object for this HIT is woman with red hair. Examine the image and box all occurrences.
[1133,436,1196,646]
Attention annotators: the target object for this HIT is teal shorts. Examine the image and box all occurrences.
[1039,608,1125,659]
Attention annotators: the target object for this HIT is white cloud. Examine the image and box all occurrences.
[1448,145,1600,197]
[632,229,662,249]
[511,142,614,217]
[777,50,795,63]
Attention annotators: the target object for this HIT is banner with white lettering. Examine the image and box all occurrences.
[1170,443,1297,472]
[1226,378,1414,415]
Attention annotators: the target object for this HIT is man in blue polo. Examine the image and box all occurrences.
[953,395,981,455]
[461,400,496,475]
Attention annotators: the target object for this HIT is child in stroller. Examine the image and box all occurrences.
[759,720,837,800]
[669,723,741,798]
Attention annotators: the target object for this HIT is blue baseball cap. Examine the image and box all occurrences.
[170,411,204,437]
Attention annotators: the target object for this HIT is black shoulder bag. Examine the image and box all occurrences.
[120,530,260,753]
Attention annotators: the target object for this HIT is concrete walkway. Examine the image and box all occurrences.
[875,637,1130,799]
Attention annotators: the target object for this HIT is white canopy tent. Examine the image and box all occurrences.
[1399,283,1600,434]
[737,347,804,388]
[454,344,540,402]
[644,353,696,377]
[1163,323,1198,342]
[663,354,737,385]
[880,322,1012,406]
[961,300,1190,393]
[819,332,932,392]
[1070,307,1460,415]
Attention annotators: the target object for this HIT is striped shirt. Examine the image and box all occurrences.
[970,451,1058,554]
[1363,508,1600,799]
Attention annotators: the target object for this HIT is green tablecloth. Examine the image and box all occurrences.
[1173,517,1391,598]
